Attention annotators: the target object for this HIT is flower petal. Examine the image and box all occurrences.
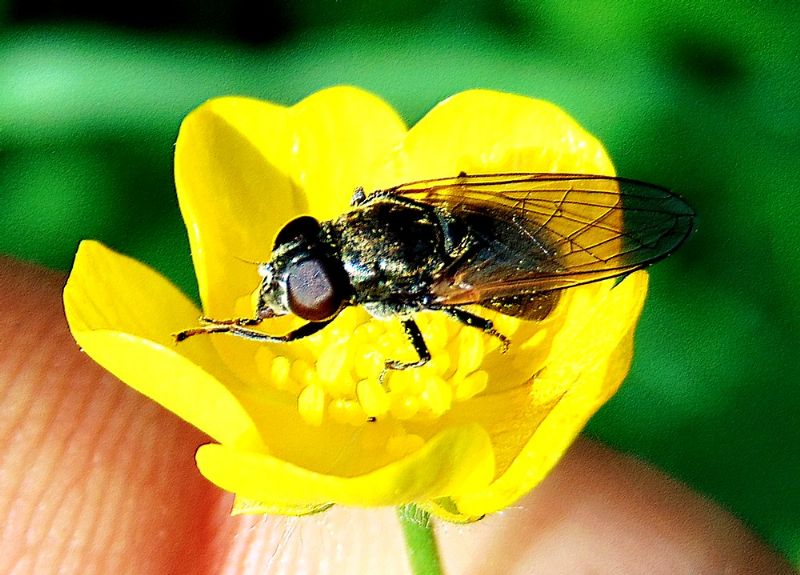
[63,240,263,448]
[175,87,406,318]
[447,272,649,518]
[369,89,615,190]
[175,96,300,318]
[288,86,407,220]
[195,424,495,509]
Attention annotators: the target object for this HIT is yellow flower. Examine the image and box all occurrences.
[63,87,648,522]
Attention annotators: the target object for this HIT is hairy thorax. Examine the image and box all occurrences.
[324,199,450,307]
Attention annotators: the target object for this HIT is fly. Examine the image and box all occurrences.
[175,172,695,380]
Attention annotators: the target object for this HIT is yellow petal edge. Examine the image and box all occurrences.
[64,240,262,449]
[197,422,494,510]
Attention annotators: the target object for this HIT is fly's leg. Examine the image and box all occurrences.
[440,307,510,352]
[174,318,332,343]
[379,318,432,385]
[199,316,262,327]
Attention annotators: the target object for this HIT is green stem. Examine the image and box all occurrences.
[397,504,444,575]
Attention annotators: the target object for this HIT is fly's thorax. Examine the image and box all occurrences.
[331,198,451,302]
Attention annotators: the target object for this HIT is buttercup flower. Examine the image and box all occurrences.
[63,87,647,522]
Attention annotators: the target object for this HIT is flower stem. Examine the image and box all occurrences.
[397,504,444,575]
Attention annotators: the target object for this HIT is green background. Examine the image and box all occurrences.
[2,0,798,564]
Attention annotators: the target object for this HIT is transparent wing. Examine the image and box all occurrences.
[384,173,695,305]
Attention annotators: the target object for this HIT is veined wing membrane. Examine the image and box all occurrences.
[386,173,695,305]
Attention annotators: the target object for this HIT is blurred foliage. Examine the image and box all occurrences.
[2,0,799,564]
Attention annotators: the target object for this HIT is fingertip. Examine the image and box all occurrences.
[0,258,223,573]
[437,439,794,574]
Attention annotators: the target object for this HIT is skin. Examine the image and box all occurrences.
[0,257,794,575]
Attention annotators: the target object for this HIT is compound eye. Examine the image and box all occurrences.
[286,257,346,321]
[274,215,321,249]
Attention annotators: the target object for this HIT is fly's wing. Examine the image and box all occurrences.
[385,173,695,305]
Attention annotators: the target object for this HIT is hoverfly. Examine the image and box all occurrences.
[176,173,695,378]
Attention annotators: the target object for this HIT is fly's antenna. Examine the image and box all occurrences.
[233,255,262,266]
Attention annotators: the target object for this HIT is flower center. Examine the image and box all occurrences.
[252,307,544,426]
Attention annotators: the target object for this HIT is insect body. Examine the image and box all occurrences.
[176,173,695,378]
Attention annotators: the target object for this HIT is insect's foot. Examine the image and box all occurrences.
[499,334,511,353]
[379,357,418,387]
[378,367,389,388]
[173,328,202,342]
[490,329,511,353]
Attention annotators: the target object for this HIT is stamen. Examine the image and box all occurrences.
[329,397,366,425]
[270,355,293,391]
[316,342,349,385]
[356,379,391,418]
[297,382,325,425]
[248,307,533,427]
[390,394,420,420]
[456,327,485,375]
[354,350,384,380]
[421,376,452,416]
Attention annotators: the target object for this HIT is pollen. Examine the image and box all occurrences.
[257,306,543,428]
[297,382,326,425]
[269,355,293,391]
[356,379,391,418]
[455,327,484,375]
